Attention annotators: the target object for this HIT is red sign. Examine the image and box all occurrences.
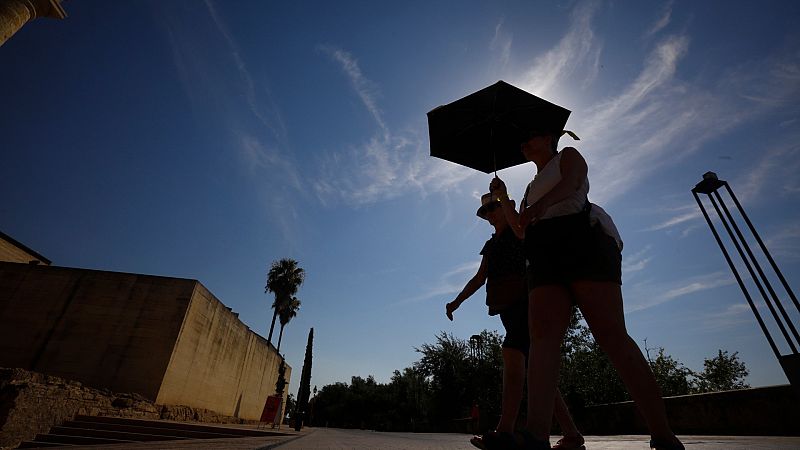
[260,395,282,423]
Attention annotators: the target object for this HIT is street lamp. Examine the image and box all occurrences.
[692,171,800,393]
[469,334,483,362]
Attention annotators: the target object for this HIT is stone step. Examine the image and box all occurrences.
[16,441,73,448]
[50,426,188,442]
[61,420,237,439]
[72,415,286,436]
[33,433,133,445]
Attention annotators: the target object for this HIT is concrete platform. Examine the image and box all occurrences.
[274,428,800,449]
[24,428,800,449]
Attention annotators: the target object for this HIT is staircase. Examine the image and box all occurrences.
[17,415,288,448]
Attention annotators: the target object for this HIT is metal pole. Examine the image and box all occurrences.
[708,194,798,353]
[724,182,800,315]
[692,191,782,359]
[713,190,800,349]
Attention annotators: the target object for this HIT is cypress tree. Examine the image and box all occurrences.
[294,327,314,431]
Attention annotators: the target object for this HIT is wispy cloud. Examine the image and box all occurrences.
[490,19,513,70]
[518,0,603,96]
[623,245,653,274]
[644,0,673,39]
[765,220,800,261]
[313,45,475,207]
[203,0,287,142]
[647,209,703,231]
[392,261,481,305]
[319,46,388,136]
[160,1,303,244]
[736,139,800,205]
[689,302,755,334]
[645,134,800,234]
[627,271,735,312]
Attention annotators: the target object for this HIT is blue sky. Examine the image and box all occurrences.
[2,0,799,397]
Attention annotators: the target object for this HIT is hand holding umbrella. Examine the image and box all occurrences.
[489,177,507,197]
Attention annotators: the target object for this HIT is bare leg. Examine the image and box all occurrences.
[572,280,678,442]
[497,348,526,432]
[553,388,581,437]
[526,285,573,441]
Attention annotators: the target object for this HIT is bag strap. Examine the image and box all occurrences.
[521,183,531,211]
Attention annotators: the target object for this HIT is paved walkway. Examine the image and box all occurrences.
[274,428,800,449]
[47,426,307,450]
[51,427,800,449]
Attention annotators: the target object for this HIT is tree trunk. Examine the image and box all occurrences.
[267,308,278,344]
[277,324,285,353]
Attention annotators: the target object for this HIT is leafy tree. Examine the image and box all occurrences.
[645,345,694,397]
[276,296,301,353]
[414,330,503,431]
[265,259,305,345]
[275,357,288,396]
[304,324,752,433]
[559,308,627,407]
[694,350,750,393]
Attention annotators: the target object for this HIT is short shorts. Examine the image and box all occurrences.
[524,210,622,289]
[499,299,529,356]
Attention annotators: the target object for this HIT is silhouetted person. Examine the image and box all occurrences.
[447,193,584,450]
[489,129,684,450]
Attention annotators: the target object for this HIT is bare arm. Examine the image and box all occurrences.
[519,147,588,228]
[489,177,525,240]
[446,256,488,320]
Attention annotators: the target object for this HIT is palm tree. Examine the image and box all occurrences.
[266,258,305,345]
[276,296,301,353]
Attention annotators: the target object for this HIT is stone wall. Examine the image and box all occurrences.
[156,283,292,420]
[577,385,800,436]
[0,263,193,399]
[0,367,260,450]
[0,262,290,422]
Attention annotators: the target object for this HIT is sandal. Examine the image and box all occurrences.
[481,431,515,449]
[483,429,550,450]
[649,436,685,450]
[552,434,585,450]
[470,434,488,450]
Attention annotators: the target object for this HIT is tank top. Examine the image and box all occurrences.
[522,151,589,219]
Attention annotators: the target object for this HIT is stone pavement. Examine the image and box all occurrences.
[274,428,800,449]
[36,426,309,450]
[39,428,800,449]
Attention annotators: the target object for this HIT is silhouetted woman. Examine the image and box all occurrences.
[447,192,585,450]
[489,130,684,450]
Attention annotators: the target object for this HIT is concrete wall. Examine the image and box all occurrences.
[157,283,291,421]
[0,262,289,422]
[578,385,800,436]
[0,262,193,399]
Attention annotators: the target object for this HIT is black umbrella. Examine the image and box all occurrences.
[427,80,573,174]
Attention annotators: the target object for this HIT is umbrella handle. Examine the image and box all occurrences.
[491,124,497,177]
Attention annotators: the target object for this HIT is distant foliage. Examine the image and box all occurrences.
[646,347,694,397]
[309,315,750,432]
[559,309,627,406]
[694,350,750,393]
[415,331,504,430]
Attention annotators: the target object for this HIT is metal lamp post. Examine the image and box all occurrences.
[692,171,800,393]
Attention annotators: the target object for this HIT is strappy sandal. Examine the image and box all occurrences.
[551,433,585,450]
[649,436,685,450]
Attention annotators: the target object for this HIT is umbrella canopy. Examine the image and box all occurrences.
[427,80,571,174]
